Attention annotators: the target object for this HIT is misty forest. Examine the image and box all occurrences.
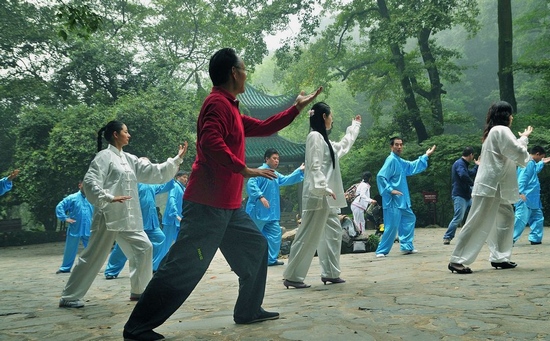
[1,0,549,236]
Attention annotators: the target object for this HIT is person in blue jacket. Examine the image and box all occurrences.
[246,148,304,266]
[513,145,550,245]
[55,181,94,274]
[158,170,187,260]
[0,169,19,196]
[375,137,436,257]
[442,147,479,245]
[104,178,175,279]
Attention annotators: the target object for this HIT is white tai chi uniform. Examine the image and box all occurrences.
[351,181,373,233]
[450,126,529,265]
[284,120,360,282]
[61,144,182,300]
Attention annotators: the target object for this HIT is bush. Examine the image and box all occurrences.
[0,230,65,247]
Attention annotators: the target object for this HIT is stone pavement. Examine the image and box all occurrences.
[0,227,549,341]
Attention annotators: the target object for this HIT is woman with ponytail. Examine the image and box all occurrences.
[59,120,187,308]
[283,102,361,288]
[448,101,532,274]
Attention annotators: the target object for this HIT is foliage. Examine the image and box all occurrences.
[0,230,66,247]
[274,0,480,143]
[56,4,103,40]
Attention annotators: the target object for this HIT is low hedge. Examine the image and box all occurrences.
[0,230,66,247]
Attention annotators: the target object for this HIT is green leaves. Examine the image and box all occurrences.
[56,4,103,40]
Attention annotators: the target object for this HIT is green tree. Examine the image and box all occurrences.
[275,0,479,143]
[497,0,517,112]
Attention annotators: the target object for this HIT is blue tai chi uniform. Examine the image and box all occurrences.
[159,179,185,261]
[513,158,546,243]
[375,152,429,255]
[0,177,14,196]
[105,181,174,277]
[56,191,94,272]
[246,163,304,265]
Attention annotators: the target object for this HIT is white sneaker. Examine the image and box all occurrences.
[59,298,85,308]
[401,249,418,255]
[375,253,386,258]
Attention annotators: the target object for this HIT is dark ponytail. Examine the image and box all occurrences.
[309,102,335,169]
[97,120,124,152]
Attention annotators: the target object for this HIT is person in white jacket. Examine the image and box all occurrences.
[448,101,532,274]
[59,120,187,308]
[351,171,376,234]
[283,102,361,289]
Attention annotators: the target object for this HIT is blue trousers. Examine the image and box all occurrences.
[252,219,281,265]
[104,227,166,276]
[59,234,89,272]
[158,223,179,262]
[375,206,416,255]
[443,196,471,240]
[513,201,544,243]
[124,201,268,334]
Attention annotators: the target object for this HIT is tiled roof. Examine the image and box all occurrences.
[240,83,304,167]
[238,84,295,118]
[245,135,305,167]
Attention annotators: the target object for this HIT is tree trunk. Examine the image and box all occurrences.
[377,0,429,143]
[497,0,517,112]
[417,27,444,135]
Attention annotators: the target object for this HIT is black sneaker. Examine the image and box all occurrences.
[530,241,542,245]
[235,308,280,324]
[122,329,164,341]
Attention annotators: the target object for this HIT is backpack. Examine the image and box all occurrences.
[344,183,360,204]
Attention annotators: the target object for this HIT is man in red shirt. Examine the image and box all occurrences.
[124,48,321,341]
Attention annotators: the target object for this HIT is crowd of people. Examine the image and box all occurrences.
[1,47,546,341]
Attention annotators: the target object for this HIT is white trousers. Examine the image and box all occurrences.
[351,204,365,233]
[450,188,514,266]
[284,205,342,282]
[61,217,153,300]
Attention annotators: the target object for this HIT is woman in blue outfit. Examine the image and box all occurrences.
[158,171,187,261]
[55,181,94,274]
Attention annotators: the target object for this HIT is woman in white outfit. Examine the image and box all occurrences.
[283,102,361,288]
[351,171,376,234]
[59,120,187,308]
[448,101,531,274]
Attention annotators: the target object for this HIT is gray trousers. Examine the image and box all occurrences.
[450,187,515,265]
[124,201,269,334]
[61,216,152,300]
[284,205,342,283]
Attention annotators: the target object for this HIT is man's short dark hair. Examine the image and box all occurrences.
[176,171,188,178]
[389,136,403,146]
[209,48,239,86]
[462,147,474,157]
[531,145,546,155]
[264,148,279,161]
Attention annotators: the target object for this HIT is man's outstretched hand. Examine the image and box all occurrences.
[294,87,323,112]
[240,167,277,180]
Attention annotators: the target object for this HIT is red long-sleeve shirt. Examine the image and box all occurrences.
[184,86,300,209]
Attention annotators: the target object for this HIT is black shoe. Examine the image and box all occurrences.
[235,308,280,324]
[448,263,472,274]
[268,260,284,266]
[443,239,451,245]
[56,269,70,274]
[321,277,346,285]
[105,275,117,280]
[123,329,164,341]
[530,241,542,245]
[491,261,517,269]
[283,279,311,289]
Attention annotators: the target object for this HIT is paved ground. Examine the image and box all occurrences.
[1,227,549,341]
